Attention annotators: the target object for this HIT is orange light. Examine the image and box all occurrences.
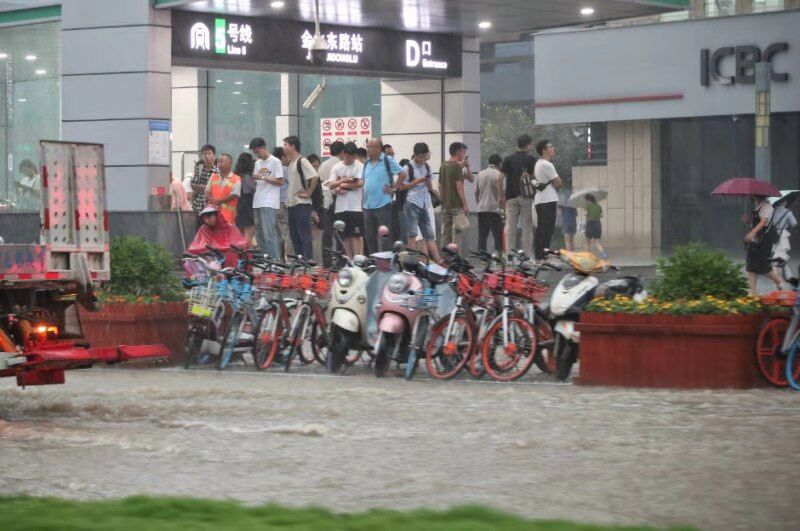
[36,325,48,334]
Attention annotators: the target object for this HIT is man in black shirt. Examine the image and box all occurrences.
[500,134,536,253]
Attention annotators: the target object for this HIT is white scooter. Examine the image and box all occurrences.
[324,221,379,373]
[545,249,644,381]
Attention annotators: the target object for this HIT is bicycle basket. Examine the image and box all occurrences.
[295,270,335,298]
[761,290,796,308]
[484,272,547,301]
[227,278,254,306]
[456,273,484,305]
[188,281,224,318]
[399,290,440,310]
[254,272,294,292]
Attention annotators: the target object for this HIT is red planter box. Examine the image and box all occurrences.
[575,312,764,389]
[79,302,187,364]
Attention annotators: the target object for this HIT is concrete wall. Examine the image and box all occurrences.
[534,10,800,124]
[380,37,481,209]
[60,0,172,210]
[571,121,660,257]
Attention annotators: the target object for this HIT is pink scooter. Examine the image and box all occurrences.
[373,232,449,378]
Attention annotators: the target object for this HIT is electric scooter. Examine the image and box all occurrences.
[545,249,644,381]
[324,221,377,373]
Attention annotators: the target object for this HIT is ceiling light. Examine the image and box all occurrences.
[35,69,46,75]
[241,102,248,105]
[270,1,285,8]
[216,79,222,83]
[478,21,492,29]
[581,7,595,16]
[0,53,7,59]
[233,91,241,95]
[25,54,36,61]
[234,80,243,85]
[17,98,27,102]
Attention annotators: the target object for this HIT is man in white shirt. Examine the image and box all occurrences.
[533,139,563,261]
[327,142,365,258]
[249,137,285,259]
[317,140,345,266]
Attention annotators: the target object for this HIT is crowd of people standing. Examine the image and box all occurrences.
[179,132,590,265]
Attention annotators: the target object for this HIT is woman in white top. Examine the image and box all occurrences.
[745,194,784,294]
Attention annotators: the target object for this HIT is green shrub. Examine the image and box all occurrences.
[651,243,747,301]
[106,236,184,303]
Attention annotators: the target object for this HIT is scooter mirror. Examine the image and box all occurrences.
[392,240,405,253]
[445,243,460,254]
[333,220,346,232]
[378,225,390,239]
[353,254,368,267]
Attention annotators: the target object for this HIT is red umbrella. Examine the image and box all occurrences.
[711,177,781,197]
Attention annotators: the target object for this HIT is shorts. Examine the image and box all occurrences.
[404,201,435,241]
[563,216,577,235]
[334,211,365,238]
[585,220,602,240]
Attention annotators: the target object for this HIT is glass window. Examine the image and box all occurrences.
[297,74,380,158]
[0,22,60,212]
[752,0,785,12]
[704,0,736,17]
[207,69,281,160]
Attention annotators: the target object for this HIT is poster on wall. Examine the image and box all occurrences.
[320,116,372,157]
[148,120,171,165]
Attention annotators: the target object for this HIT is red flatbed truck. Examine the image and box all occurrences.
[0,141,168,387]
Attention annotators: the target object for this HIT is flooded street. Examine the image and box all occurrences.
[1,367,797,530]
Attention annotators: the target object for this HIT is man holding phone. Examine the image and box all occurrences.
[328,142,365,258]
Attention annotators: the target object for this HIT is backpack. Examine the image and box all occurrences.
[518,155,538,199]
[407,162,441,208]
[297,157,323,212]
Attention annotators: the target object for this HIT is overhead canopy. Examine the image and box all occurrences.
[158,0,688,36]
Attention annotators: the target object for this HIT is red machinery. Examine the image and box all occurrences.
[0,141,168,387]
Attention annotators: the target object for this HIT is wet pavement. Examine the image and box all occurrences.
[0,366,797,530]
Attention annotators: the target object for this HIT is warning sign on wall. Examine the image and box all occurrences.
[320,116,372,157]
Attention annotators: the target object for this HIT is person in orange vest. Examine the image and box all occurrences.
[205,153,241,226]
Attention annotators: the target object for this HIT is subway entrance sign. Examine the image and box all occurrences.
[173,11,462,79]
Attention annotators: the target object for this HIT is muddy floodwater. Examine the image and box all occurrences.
[1,368,798,530]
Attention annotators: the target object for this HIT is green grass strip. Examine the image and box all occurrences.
[0,496,695,531]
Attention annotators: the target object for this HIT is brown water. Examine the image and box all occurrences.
[0,367,798,530]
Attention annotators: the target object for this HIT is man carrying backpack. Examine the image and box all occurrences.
[282,135,318,260]
[500,134,537,253]
[362,138,407,253]
[397,142,441,262]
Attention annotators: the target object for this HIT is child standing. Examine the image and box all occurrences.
[584,193,606,259]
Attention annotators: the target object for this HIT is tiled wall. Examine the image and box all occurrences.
[571,120,660,253]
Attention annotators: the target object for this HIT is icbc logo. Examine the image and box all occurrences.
[700,42,789,86]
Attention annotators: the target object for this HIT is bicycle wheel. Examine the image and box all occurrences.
[254,306,284,371]
[755,316,798,387]
[425,313,473,380]
[533,316,556,374]
[297,311,318,365]
[481,315,537,382]
[183,324,205,369]
[786,335,800,391]
[284,306,309,372]
[311,321,330,366]
[374,332,397,378]
[218,313,244,370]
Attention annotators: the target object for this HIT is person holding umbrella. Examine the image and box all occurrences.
[711,178,785,294]
[745,195,784,294]
[583,193,606,258]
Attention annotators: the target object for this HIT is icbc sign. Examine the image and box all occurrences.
[701,42,789,86]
